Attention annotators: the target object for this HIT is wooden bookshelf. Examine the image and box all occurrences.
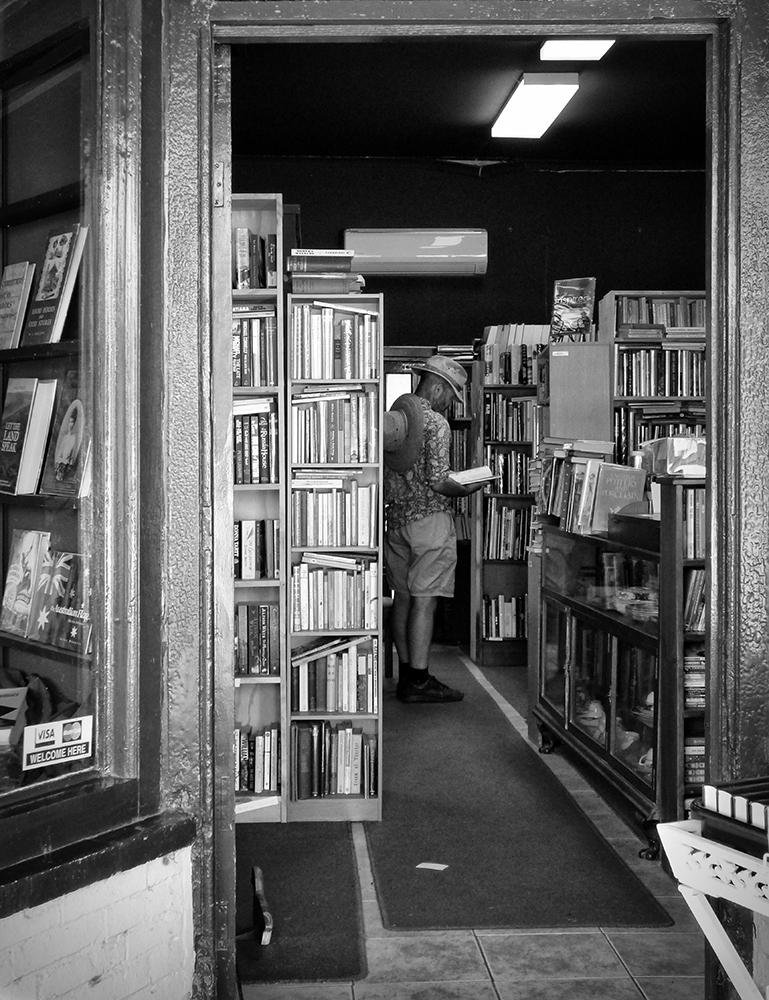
[531,477,707,857]
[469,353,537,666]
[230,193,286,823]
[598,290,706,465]
[286,293,384,822]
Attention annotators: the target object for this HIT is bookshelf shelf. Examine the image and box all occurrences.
[230,193,286,822]
[469,352,537,667]
[598,289,706,464]
[286,292,384,822]
[531,478,707,857]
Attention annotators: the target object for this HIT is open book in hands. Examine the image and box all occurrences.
[447,464,499,486]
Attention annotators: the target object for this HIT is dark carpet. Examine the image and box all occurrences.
[364,652,672,930]
[236,822,366,983]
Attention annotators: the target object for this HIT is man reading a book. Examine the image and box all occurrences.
[384,355,484,703]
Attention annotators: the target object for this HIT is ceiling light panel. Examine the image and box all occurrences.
[540,39,615,61]
[492,73,579,139]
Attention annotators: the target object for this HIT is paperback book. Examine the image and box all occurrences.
[0,528,50,637]
[0,376,58,495]
[38,368,90,497]
[0,261,35,350]
[21,223,88,346]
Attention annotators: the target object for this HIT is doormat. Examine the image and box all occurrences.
[364,652,673,930]
[236,822,366,983]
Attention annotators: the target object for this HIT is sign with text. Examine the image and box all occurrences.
[22,715,93,770]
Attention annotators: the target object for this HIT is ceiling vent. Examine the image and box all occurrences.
[343,228,488,276]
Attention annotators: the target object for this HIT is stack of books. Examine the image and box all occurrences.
[287,248,365,295]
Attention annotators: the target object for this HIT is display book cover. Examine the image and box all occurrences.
[38,368,91,498]
[20,223,88,346]
[0,261,36,350]
[0,376,58,495]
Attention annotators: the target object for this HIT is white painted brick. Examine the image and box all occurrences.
[145,848,187,888]
[10,910,105,980]
[61,865,149,923]
[1,971,39,999]
[0,898,63,950]
[35,932,126,998]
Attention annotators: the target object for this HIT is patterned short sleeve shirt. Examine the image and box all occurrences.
[384,397,453,529]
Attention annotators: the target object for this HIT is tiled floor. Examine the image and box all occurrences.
[241,651,705,1000]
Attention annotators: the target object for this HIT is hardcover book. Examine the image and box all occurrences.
[38,368,89,497]
[21,224,88,346]
[0,528,50,637]
[27,546,72,644]
[590,463,648,534]
[0,261,35,350]
[0,376,58,495]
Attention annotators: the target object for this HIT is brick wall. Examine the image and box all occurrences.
[0,846,195,999]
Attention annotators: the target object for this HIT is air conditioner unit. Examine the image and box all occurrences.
[343,228,488,276]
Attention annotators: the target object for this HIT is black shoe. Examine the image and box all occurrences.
[398,674,464,703]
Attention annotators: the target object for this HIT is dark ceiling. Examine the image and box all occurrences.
[231,36,707,167]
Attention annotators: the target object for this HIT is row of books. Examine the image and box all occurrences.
[231,307,278,388]
[287,249,365,296]
[682,486,706,559]
[483,395,534,443]
[683,736,705,784]
[684,652,706,709]
[234,601,280,676]
[236,723,280,793]
[290,634,379,714]
[290,554,379,632]
[541,453,647,536]
[0,371,90,498]
[233,397,279,485]
[614,344,705,398]
[479,324,549,385]
[233,227,278,290]
[290,386,378,465]
[291,719,378,800]
[289,300,379,381]
[0,223,88,350]
[291,473,378,548]
[234,519,280,581]
[0,528,91,654]
[481,594,527,640]
[683,568,707,632]
[483,447,530,495]
[611,294,705,332]
[482,499,531,562]
[613,404,705,465]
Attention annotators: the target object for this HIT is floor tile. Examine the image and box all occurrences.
[363,934,488,983]
[496,979,645,999]
[354,982,499,999]
[635,976,705,999]
[241,985,354,999]
[478,931,629,980]
[653,896,701,932]
[605,931,705,976]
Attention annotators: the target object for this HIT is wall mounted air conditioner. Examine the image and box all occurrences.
[343,228,488,276]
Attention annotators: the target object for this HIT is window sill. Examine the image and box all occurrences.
[0,810,196,918]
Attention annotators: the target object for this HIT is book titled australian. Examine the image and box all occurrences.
[0,376,58,495]
[0,261,36,350]
[44,551,91,654]
[0,528,50,637]
[21,224,88,346]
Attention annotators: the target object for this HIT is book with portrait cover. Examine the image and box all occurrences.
[20,223,88,346]
[0,261,35,350]
[39,368,90,498]
[0,528,50,637]
[0,376,58,495]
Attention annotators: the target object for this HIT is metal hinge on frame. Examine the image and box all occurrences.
[213,162,225,207]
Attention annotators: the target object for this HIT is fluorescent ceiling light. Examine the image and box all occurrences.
[492,73,579,139]
[540,39,615,61]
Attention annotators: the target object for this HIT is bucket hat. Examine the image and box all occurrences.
[411,355,467,401]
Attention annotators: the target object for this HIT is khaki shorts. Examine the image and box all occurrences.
[385,512,457,599]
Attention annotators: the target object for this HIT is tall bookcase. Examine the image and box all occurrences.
[532,476,707,857]
[470,357,537,666]
[230,194,287,823]
[597,290,706,465]
[285,293,384,821]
